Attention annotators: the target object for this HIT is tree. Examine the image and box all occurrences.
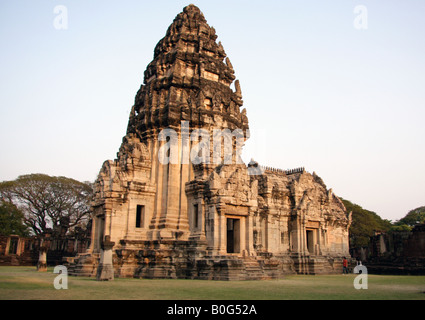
[0,174,93,237]
[0,174,93,271]
[340,198,392,248]
[388,224,412,232]
[395,206,425,227]
[0,201,30,236]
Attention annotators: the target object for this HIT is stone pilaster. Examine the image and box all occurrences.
[96,236,115,281]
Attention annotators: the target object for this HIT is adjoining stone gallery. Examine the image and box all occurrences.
[69,4,351,280]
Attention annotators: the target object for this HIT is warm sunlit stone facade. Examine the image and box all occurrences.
[70,5,351,280]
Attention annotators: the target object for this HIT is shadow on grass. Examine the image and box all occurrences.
[0,267,424,300]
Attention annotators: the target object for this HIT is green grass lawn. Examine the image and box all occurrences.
[0,266,424,300]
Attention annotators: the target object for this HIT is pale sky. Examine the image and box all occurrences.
[1,1,424,222]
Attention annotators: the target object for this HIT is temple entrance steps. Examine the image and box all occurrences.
[291,255,344,275]
[66,253,99,277]
[193,255,295,280]
[243,258,271,280]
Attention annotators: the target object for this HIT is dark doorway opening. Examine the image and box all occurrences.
[8,237,18,254]
[136,205,145,228]
[227,218,240,253]
[306,229,314,254]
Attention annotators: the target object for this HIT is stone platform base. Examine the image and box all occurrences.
[292,255,346,275]
[67,240,346,280]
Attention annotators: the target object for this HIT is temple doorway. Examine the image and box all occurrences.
[227,218,240,254]
[306,229,314,254]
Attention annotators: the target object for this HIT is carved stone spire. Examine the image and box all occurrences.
[127,4,249,140]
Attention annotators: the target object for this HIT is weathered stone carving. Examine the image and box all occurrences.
[70,4,351,279]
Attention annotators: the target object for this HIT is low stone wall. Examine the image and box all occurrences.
[0,235,91,267]
[357,224,425,275]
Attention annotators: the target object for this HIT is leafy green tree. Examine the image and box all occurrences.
[340,198,392,248]
[395,206,425,227]
[0,174,93,236]
[0,201,30,236]
[389,224,411,232]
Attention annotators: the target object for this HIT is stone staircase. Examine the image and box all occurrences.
[243,259,271,280]
[291,255,345,275]
[66,253,99,277]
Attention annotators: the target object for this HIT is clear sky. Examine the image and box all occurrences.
[1,0,424,222]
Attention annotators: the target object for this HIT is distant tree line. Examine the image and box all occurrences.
[341,198,425,249]
[394,206,425,228]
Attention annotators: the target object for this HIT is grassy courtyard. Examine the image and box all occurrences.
[0,266,424,300]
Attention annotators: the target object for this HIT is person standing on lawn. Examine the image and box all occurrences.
[343,257,349,274]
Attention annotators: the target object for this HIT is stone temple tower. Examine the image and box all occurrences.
[70,5,351,280]
[121,3,249,243]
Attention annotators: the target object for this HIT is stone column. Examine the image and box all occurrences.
[239,216,246,255]
[209,205,221,255]
[87,217,96,254]
[96,236,115,281]
[322,227,328,254]
[104,207,112,239]
[264,214,270,252]
[302,220,308,255]
[177,162,190,237]
[199,200,206,241]
[152,133,185,239]
[151,137,163,237]
[37,240,48,272]
[290,216,302,254]
[246,212,255,255]
[218,210,227,255]
[316,227,322,255]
